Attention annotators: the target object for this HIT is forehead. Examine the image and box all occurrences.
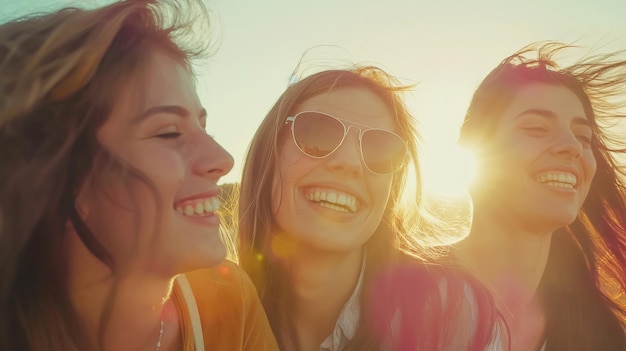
[140,53,198,110]
[501,82,588,123]
[297,87,396,130]
[107,52,199,125]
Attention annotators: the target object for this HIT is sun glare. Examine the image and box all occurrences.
[420,142,477,197]
[401,139,477,243]
[402,140,477,243]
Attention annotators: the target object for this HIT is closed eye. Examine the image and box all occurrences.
[156,132,181,139]
[524,126,549,135]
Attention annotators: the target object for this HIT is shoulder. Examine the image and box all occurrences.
[181,260,258,305]
[364,254,498,350]
[176,262,278,350]
[368,253,452,298]
[365,255,449,330]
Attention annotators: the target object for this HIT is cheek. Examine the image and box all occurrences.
[272,147,317,220]
[272,163,300,217]
[583,151,597,191]
[369,175,394,211]
[76,176,138,253]
[586,152,597,178]
[277,142,317,183]
[280,141,307,167]
[151,154,185,188]
[133,147,186,197]
[487,138,531,174]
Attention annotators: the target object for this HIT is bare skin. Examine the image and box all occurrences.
[287,247,362,351]
[454,211,549,351]
[67,229,183,351]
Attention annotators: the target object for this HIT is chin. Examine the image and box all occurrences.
[543,212,579,233]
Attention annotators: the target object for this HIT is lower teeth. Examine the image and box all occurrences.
[542,181,574,189]
[318,202,349,212]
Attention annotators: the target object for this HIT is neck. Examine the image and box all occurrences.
[66,231,180,351]
[285,247,363,351]
[455,209,551,350]
[454,210,552,317]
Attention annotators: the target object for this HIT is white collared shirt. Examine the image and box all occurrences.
[318,258,365,351]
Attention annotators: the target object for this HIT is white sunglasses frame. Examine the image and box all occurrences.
[284,111,408,175]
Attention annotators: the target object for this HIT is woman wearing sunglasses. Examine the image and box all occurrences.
[235,66,497,350]
[0,1,278,350]
[452,42,626,350]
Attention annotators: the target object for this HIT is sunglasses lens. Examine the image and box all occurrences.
[361,130,407,174]
[292,112,344,157]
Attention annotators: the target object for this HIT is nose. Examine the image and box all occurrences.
[325,127,365,177]
[194,133,234,179]
[551,130,582,159]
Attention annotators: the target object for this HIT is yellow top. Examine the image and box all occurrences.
[171,260,279,351]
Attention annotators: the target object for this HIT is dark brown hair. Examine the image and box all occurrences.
[459,42,626,350]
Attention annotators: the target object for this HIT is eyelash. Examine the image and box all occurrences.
[524,126,548,134]
[156,132,181,139]
[524,127,593,145]
[154,118,209,140]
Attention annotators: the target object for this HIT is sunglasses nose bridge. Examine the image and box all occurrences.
[324,122,360,154]
[342,124,366,156]
[344,124,364,141]
[324,125,367,177]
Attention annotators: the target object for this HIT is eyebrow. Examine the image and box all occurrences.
[132,105,207,123]
[515,108,592,128]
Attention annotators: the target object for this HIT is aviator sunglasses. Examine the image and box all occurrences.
[284,111,408,175]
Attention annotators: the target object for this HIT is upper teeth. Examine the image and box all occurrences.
[175,197,220,216]
[306,189,358,213]
[536,172,577,188]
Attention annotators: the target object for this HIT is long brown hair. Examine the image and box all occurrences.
[236,66,496,350]
[459,42,626,350]
[0,1,209,350]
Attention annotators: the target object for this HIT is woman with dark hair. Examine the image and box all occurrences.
[235,65,497,351]
[0,1,278,350]
[454,42,626,350]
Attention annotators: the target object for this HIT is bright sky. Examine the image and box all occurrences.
[3,0,626,196]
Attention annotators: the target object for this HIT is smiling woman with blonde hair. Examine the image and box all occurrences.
[235,64,497,351]
[0,1,277,350]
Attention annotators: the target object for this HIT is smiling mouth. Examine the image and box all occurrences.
[304,188,359,213]
[174,196,221,216]
[535,172,577,190]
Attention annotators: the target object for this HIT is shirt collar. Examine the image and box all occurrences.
[319,254,366,351]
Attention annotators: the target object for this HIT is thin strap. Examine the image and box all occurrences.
[176,274,205,351]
